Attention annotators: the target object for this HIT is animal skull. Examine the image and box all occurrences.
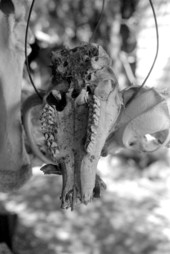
[40,43,122,208]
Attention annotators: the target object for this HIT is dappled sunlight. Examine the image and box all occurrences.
[136,1,170,90]
[0,0,170,253]
[0,154,170,253]
[1,146,170,254]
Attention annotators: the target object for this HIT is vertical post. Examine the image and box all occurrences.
[0,1,31,191]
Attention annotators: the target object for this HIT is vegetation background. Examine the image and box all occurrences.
[1,0,170,253]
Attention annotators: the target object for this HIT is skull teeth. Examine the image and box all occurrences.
[90,134,95,141]
[40,103,59,161]
[48,120,55,125]
[93,115,99,121]
[51,141,58,148]
[93,95,100,106]
[86,143,94,154]
[85,96,101,154]
[90,126,97,134]
[93,119,98,126]
[45,133,49,139]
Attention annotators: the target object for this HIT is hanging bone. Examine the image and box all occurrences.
[103,86,170,155]
[40,43,122,209]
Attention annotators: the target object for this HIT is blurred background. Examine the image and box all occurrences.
[1,0,170,253]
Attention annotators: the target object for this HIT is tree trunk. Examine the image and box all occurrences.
[0,0,32,191]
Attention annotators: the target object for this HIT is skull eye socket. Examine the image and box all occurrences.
[87,74,91,81]
[71,88,80,98]
[87,85,92,95]
[46,91,66,111]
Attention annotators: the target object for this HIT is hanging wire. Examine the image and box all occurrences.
[25,0,43,100]
[89,0,105,43]
[126,0,159,106]
[25,0,158,104]
[25,0,106,98]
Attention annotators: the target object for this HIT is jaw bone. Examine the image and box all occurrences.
[82,77,122,203]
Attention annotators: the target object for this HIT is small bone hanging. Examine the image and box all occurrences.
[103,87,170,154]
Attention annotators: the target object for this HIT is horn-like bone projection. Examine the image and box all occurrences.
[103,87,170,154]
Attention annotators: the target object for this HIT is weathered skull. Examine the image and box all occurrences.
[40,43,122,208]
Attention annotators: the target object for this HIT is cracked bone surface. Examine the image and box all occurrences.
[40,43,122,208]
